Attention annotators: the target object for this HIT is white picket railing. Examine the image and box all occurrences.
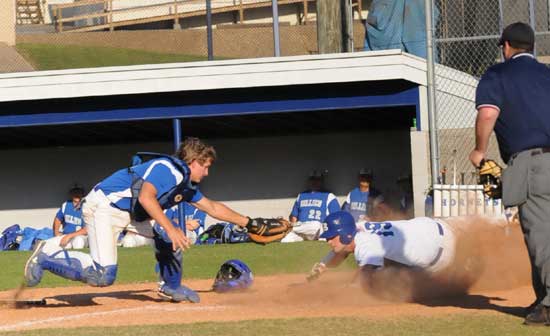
[432,184,503,218]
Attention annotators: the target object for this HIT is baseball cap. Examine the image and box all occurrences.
[498,22,535,50]
[359,168,373,178]
[309,170,324,179]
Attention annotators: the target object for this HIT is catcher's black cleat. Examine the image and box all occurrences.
[524,303,550,326]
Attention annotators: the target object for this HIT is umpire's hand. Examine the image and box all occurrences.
[469,149,485,168]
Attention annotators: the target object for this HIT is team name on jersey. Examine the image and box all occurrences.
[300,199,323,207]
[64,215,82,226]
[350,202,366,211]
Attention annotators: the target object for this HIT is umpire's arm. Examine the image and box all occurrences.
[470,106,500,167]
[193,197,249,227]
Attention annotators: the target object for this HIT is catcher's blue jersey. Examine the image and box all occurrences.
[96,158,203,211]
[290,191,340,222]
[55,201,84,234]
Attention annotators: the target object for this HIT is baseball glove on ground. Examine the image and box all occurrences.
[478,159,502,199]
[246,217,292,244]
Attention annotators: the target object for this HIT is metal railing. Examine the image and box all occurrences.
[51,0,325,33]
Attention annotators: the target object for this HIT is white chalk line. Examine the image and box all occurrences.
[0,304,227,331]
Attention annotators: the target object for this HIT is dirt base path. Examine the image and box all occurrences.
[0,272,533,332]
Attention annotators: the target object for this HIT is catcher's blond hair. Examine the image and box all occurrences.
[176,137,216,165]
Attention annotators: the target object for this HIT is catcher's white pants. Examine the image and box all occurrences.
[40,188,154,268]
[281,221,323,243]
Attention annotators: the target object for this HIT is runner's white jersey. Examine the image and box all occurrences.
[354,217,445,268]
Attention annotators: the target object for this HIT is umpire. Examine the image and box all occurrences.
[469,22,550,326]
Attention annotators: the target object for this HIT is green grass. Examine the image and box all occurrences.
[1,315,547,336]
[15,43,212,70]
[0,241,354,291]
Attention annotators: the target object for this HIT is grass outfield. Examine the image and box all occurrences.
[0,241,355,291]
[15,43,212,70]
[1,315,546,336]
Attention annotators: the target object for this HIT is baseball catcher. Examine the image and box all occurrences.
[246,217,292,244]
[478,159,502,199]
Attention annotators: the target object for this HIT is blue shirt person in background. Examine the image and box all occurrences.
[154,202,206,245]
[282,170,340,243]
[342,169,386,222]
[53,185,88,249]
[364,0,437,59]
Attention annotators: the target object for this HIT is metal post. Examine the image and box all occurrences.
[272,0,281,57]
[498,0,504,62]
[348,0,354,52]
[528,0,537,56]
[340,0,352,52]
[172,119,186,235]
[425,0,440,185]
[206,0,214,60]
[173,0,181,30]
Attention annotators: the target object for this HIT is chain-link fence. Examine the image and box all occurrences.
[6,0,369,72]
[431,0,550,185]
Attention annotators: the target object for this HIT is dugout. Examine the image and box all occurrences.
[0,50,434,230]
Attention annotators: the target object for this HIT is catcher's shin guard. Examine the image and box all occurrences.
[40,251,117,287]
[153,230,183,289]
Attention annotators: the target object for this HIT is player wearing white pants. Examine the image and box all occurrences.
[24,138,253,303]
[281,221,324,242]
[308,212,456,283]
[53,186,89,250]
[283,171,340,243]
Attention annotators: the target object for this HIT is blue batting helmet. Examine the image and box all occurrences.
[212,259,253,293]
[320,211,357,245]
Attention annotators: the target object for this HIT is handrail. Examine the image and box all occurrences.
[53,0,107,10]
[51,0,361,33]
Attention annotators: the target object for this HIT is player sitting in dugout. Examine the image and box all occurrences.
[53,185,88,249]
[153,202,206,245]
[282,170,340,243]
[341,169,389,222]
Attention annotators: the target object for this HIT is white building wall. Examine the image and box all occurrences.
[0,130,411,231]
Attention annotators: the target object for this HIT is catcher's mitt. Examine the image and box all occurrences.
[246,217,292,244]
[478,159,502,199]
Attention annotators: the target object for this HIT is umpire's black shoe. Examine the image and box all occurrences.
[525,299,542,315]
[524,303,550,326]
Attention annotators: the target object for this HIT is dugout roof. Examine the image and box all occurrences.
[0,50,427,149]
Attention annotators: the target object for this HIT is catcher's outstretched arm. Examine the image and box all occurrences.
[193,197,248,227]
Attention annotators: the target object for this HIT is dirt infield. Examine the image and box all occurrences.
[0,275,534,332]
[0,220,534,332]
